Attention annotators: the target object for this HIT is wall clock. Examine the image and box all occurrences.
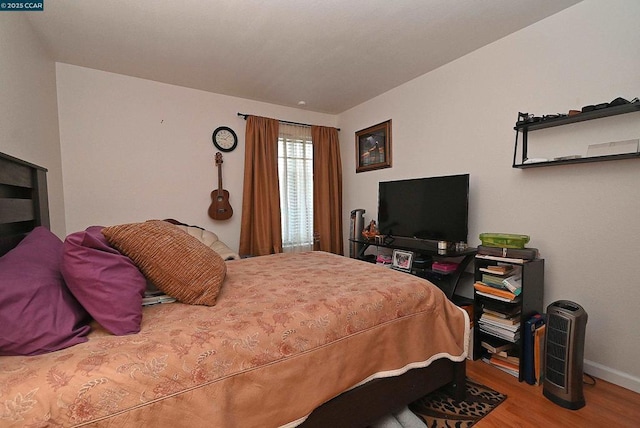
[212,126,238,152]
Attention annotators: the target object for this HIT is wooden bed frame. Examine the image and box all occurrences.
[0,151,465,427]
[0,152,49,255]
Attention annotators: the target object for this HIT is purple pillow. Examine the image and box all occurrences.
[0,227,90,356]
[61,226,146,335]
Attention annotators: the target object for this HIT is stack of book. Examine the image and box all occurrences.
[474,264,522,302]
[480,337,519,377]
[481,264,521,293]
[475,265,523,347]
[475,264,524,377]
[478,308,521,342]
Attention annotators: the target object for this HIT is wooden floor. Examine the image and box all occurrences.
[466,358,640,427]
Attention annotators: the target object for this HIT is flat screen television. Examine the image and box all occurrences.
[377,174,469,243]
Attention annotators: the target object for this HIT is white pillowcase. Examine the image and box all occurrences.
[173,225,240,261]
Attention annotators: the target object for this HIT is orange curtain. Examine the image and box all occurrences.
[239,116,282,256]
[311,125,344,255]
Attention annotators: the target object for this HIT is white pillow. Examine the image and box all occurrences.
[173,225,240,261]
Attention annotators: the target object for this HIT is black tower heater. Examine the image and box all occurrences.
[543,300,588,410]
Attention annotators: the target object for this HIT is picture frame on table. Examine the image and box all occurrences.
[392,249,413,272]
[355,119,392,173]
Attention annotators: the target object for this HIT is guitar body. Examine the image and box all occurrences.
[208,152,233,220]
[209,189,233,220]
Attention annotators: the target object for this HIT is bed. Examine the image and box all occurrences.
[0,151,468,427]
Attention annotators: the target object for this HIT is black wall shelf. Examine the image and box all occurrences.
[512,101,640,168]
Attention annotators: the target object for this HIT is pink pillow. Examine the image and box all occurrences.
[0,227,90,356]
[61,226,146,335]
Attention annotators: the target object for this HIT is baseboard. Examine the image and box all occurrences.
[584,359,640,394]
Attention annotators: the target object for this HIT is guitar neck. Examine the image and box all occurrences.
[217,162,223,192]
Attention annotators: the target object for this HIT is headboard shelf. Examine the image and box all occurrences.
[0,151,50,256]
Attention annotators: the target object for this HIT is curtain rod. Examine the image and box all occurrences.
[237,113,340,131]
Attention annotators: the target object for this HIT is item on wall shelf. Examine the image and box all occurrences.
[208,152,233,221]
[517,97,639,126]
[581,97,637,112]
[553,155,583,161]
[586,139,639,157]
[355,119,392,173]
[523,158,549,164]
[212,126,238,152]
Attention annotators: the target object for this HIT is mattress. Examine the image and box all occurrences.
[0,251,468,427]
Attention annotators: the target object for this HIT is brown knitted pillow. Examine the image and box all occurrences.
[102,220,226,306]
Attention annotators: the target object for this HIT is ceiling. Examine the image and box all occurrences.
[26,0,582,114]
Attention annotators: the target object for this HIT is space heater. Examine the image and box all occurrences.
[543,300,588,410]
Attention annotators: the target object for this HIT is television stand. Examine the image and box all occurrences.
[349,237,476,302]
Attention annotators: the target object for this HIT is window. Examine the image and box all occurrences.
[278,123,313,252]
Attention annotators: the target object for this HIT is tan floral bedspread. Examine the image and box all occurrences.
[0,251,468,427]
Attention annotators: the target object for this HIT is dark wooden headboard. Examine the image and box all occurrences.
[0,152,50,256]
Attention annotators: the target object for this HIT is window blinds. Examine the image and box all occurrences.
[278,123,314,253]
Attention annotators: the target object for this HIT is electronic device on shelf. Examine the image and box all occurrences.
[377,174,469,245]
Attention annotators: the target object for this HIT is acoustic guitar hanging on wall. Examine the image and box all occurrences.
[208,152,233,220]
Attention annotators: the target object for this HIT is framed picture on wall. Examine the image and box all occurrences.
[392,249,413,272]
[355,119,392,173]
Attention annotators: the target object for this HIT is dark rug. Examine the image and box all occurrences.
[408,378,507,427]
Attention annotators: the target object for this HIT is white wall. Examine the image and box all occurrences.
[56,64,336,251]
[0,14,65,236]
[338,0,640,392]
